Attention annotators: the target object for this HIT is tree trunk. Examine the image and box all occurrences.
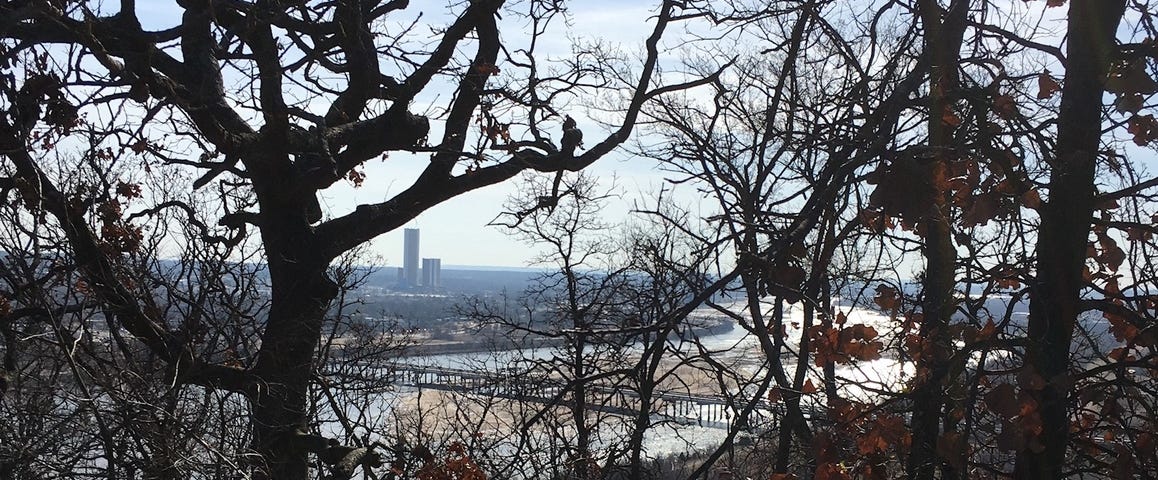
[773,300,795,473]
[250,241,339,479]
[791,299,818,477]
[909,2,966,478]
[1016,1,1125,478]
[571,330,591,479]
[820,281,837,402]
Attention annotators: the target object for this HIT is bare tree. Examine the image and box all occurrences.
[639,0,1158,479]
[0,1,720,478]
[4,0,1157,479]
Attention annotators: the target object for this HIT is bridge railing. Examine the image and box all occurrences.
[380,362,826,431]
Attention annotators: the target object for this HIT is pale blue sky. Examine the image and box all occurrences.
[341,2,684,268]
[127,1,1158,270]
[129,1,686,268]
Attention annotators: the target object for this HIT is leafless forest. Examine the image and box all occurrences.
[1,0,1157,479]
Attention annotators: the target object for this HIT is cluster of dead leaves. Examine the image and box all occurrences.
[863,153,935,231]
[478,121,511,143]
[738,248,808,303]
[1090,265,1158,347]
[95,186,144,254]
[757,263,807,303]
[809,402,912,480]
[855,414,911,457]
[1031,51,1158,105]
[812,463,852,480]
[988,264,1023,290]
[1074,398,1157,478]
[983,382,1046,453]
[1104,50,1157,145]
[408,442,487,480]
[808,322,884,367]
[1105,310,1143,346]
[1106,59,1158,97]
[809,431,856,480]
[864,147,1040,234]
[946,150,1041,229]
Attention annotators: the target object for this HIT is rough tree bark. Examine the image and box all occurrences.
[1017,1,1126,478]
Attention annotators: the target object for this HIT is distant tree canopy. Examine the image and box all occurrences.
[1,0,1157,479]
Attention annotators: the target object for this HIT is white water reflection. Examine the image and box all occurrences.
[368,293,1128,467]
[385,300,913,454]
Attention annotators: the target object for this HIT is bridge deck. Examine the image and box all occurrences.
[384,362,821,431]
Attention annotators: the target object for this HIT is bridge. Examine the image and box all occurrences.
[383,362,805,431]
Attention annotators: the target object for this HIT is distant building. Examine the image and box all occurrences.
[403,228,420,287]
[422,258,442,288]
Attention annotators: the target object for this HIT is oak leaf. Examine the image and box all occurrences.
[873,285,900,311]
[1127,114,1158,146]
[993,94,1018,119]
[1126,226,1153,241]
[1017,369,1046,391]
[768,387,782,403]
[1020,189,1042,210]
[473,63,500,75]
[115,181,142,199]
[1105,61,1158,95]
[1115,93,1144,113]
[1037,71,1061,99]
[978,318,998,339]
[801,378,818,395]
[985,383,1020,418]
[130,138,150,153]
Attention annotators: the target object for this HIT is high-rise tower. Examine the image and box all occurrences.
[422,258,441,288]
[403,228,419,287]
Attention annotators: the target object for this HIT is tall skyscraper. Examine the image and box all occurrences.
[403,228,419,287]
[422,258,442,288]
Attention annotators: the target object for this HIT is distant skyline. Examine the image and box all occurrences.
[125,2,698,269]
[356,166,669,268]
[309,3,679,269]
